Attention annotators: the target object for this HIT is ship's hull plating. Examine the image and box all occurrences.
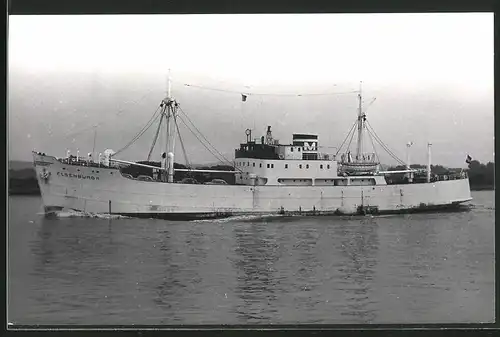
[33,153,473,219]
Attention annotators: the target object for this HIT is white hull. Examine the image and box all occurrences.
[33,153,472,219]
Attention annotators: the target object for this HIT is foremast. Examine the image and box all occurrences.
[161,71,178,183]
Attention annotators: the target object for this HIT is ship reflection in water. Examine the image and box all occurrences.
[8,193,494,325]
[335,218,379,322]
[231,222,282,322]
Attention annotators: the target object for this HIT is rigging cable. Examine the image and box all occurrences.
[174,115,192,170]
[335,119,358,156]
[345,120,358,154]
[177,114,244,173]
[365,122,404,164]
[366,126,381,164]
[147,112,165,161]
[117,107,161,154]
[366,124,401,165]
[362,97,377,114]
[177,106,236,168]
[365,121,406,166]
[183,83,358,97]
[176,115,226,164]
[114,105,162,156]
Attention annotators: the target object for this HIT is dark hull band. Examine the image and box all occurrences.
[44,202,471,221]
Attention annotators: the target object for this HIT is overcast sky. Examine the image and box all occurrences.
[8,13,494,167]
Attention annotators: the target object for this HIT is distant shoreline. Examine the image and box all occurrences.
[470,186,495,192]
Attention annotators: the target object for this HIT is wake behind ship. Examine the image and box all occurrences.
[32,80,472,219]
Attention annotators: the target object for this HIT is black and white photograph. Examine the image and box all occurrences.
[7,13,494,326]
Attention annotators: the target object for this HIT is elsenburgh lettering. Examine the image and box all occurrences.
[57,172,99,180]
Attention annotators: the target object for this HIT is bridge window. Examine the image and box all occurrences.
[320,164,323,169]
[285,164,288,169]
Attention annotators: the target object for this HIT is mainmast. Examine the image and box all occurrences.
[355,81,365,161]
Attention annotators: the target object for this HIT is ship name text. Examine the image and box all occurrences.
[57,172,100,180]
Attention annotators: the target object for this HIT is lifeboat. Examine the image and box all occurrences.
[339,153,379,175]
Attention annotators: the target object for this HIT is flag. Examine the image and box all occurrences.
[466,155,472,164]
[241,94,247,102]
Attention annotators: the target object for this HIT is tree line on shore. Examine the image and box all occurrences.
[387,160,494,190]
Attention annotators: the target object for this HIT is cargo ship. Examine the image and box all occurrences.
[32,81,472,219]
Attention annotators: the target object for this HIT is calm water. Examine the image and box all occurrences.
[8,191,495,325]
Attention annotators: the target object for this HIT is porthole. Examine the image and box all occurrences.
[253,163,255,167]
[327,165,330,169]
[306,164,309,169]
[299,164,302,169]
[271,164,274,168]
[285,164,288,169]
[320,164,323,169]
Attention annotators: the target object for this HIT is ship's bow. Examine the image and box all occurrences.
[32,152,64,213]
